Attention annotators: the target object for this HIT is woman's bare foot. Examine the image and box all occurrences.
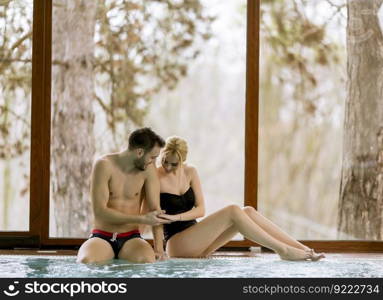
[304,248,326,261]
[278,246,311,261]
[309,250,325,261]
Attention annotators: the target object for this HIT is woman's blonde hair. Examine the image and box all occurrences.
[162,136,188,163]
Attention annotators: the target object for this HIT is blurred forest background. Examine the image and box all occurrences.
[258,0,348,239]
[1,0,382,240]
[259,0,383,241]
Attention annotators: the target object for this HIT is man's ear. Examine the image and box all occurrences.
[136,148,145,157]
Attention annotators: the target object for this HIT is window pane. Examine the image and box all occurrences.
[143,0,247,240]
[0,0,33,231]
[50,0,246,239]
[259,0,383,240]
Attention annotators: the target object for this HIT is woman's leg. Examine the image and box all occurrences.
[166,205,311,260]
[242,207,325,260]
[198,207,318,256]
[199,225,237,257]
[197,206,310,255]
[198,206,324,260]
[242,206,309,251]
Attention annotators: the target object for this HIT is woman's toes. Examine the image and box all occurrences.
[310,252,325,261]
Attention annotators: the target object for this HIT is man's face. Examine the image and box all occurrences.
[134,145,161,171]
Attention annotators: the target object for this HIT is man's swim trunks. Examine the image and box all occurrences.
[88,229,142,258]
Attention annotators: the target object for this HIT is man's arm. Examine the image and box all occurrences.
[91,159,144,225]
[144,164,165,257]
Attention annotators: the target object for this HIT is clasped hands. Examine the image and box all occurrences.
[142,210,181,226]
[143,210,180,262]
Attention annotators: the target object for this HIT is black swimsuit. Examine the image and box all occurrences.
[160,186,197,242]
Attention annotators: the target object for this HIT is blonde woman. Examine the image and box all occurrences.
[157,136,325,261]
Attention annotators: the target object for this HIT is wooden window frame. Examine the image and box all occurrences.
[1,0,382,252]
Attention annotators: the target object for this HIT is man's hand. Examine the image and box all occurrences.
[142,210,172,225]
[158,213,181,222]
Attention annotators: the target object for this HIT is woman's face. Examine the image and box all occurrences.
[162,153,180,173]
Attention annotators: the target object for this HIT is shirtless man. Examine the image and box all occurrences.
[77,127,170,264]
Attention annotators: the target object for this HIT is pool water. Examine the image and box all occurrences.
[0,254,382,278]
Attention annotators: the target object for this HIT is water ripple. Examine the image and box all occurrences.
[0,255,382,278]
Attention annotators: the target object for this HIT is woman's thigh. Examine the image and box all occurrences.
[167,206,236,257]
[76,237,114,263]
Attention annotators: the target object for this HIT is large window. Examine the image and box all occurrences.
[49,0,246,239]
[1,0,382,252]
[0,0,33,231]
[258,0,383,242]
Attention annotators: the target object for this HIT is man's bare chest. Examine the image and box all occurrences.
[108,170,145,199]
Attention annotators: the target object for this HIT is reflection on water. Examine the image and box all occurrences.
[0,255,382,278]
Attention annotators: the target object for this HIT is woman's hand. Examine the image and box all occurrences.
[158,213,181,222]
[155,251,169,261]
[142,210,172,226]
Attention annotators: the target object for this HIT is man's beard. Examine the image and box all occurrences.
[134,157,146,171]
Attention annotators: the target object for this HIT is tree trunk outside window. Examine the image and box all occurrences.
[338,0,383,240]
[51,0,97,237]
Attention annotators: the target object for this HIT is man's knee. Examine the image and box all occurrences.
[134,255,156,264]
[118,241,156,263]
[126,252,155,263]
[77,255,99,264]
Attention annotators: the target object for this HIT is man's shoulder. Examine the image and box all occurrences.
[145,163,158,176]
[93,155,113,171]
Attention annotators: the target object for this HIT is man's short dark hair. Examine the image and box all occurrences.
[128,127,165,152]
